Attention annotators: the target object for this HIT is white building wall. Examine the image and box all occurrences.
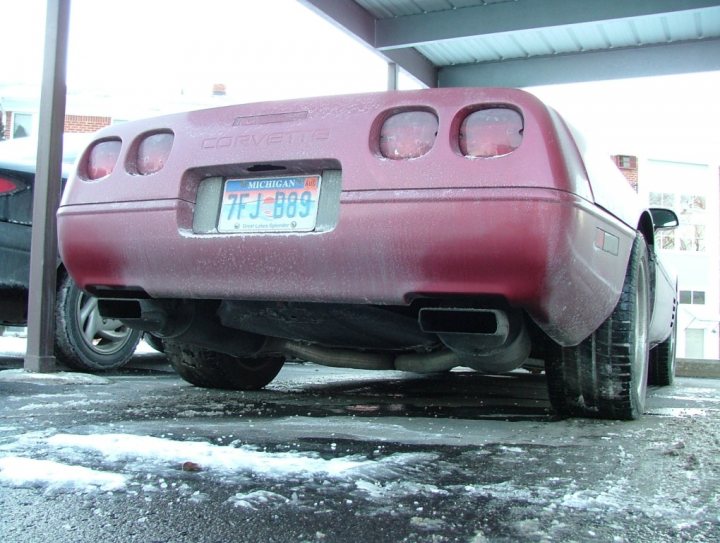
[639,158,719,359]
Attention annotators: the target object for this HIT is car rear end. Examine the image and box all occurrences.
[57,88,634,350]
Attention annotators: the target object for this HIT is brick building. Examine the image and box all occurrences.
[63,114,111,134]
[2,110,111,140]
[613,154,639,192]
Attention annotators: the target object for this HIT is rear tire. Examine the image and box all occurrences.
[648,306,677,386]
[165,341,284,390]
[55,274,141,371]
[546,233,651,420]
[143,333,166,354]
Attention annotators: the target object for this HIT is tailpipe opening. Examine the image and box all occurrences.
[419,308,501,335]
[418,307,530,373]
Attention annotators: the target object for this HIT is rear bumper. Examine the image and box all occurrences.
[57,187,633,346]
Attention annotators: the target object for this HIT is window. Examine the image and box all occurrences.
[681,194,706,211]
[12,113,32,139]
[679,290,706,305]
[615,155,637,169]
[679,224,705,252]
[649,192,675,208]
[651,188,707,253]
[657,230,675,250]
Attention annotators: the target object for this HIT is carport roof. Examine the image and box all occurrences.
[301,0,720,87]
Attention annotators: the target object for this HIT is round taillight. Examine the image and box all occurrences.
[86,139,122,180]
[0,177,19,194]
[379,110,438,160]
[460,108,523,158]
[136,132,174,175]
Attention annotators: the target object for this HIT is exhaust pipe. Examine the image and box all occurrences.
[418,307,531,373]
[272,339,459,373]
[394,349,460,373]
[268,339,395,370]
[419,307,505,335]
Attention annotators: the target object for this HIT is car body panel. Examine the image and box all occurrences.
[62,88,598,204]
[58,186,636,346]
[649,255,678,343]
[56,88,674,354]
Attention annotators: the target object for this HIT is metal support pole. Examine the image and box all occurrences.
[387,62,398,91]
[24,0,71,372]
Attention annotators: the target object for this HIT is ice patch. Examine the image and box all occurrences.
[559,486,627,511]
[656,395,720,403]
[44,433,437,479]
[355,479,449,500]
[0,456,127,491]
[0,369,110,385]
[499,446,525,453]
[18,399,112,411]
[409,516,446,531]
[175,410,226,418]
[646,408,715,417]
[227,490,290,509]
[463,481,555,504]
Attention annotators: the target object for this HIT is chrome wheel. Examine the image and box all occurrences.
[75,293,134,355]
[55,273,141,371]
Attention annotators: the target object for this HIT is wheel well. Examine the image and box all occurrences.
[637,211,657,317]
[637,211,654,249]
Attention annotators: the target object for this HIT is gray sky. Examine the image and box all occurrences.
[2,0,387,101]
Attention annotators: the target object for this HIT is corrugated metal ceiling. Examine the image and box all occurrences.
[356,0,513,18]
[356,0,515,19]
[302,0,720,87]
[412,5,720,65]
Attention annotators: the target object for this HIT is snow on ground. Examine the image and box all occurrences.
[0,335,29,356]
[0,334,156,384]
[1,334,718,539]
[0,456,127,492]
[0,369,111,385]
[44,433,436,477]
[0,431,437,495]
[227,489,290,509]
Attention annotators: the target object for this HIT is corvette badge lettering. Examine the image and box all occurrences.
[201,129,330,150]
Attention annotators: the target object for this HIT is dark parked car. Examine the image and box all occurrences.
[0,136,141,370]
[57,88,678,419]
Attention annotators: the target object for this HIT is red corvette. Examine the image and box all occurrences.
[57,88,678,420]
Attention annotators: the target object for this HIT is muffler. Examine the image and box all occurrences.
[417,307,531,373]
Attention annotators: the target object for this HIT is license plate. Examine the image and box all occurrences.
[217,175,321,233]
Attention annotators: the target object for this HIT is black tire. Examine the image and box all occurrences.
[546,233,651,420]
[143,333,166,354]
[164,341,285,390]
[648,305,677,386]
[55,274,142,371]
